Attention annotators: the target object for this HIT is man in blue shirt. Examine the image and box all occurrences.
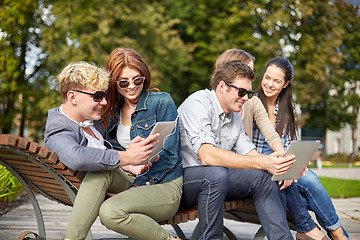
[178,60,296,240]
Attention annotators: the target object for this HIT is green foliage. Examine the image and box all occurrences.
[0,0,57,138]
[0,165,23,203]
[162,0,282,94]
[319,177,360,198]
[42,0,193,105]
[0,0,359,140]
[293,0,360,132]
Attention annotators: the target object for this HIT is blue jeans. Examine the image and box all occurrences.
[297,169,351,239]
[279,182,317,232]
[181,166,293,240]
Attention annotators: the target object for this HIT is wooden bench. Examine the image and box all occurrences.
[0,134,296,240]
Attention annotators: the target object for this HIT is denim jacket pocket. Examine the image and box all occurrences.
[135,118,156,138]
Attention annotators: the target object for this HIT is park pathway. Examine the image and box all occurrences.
[0,167,359,239]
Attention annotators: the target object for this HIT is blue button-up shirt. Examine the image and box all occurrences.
[178,89,255,168]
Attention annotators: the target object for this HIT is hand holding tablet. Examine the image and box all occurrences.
[271,140,320,181]
[135,121,176,165]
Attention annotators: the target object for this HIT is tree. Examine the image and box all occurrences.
[292,1,359,125]
[42,0,193,105]
[1,0,359,143]
[163,0,306,92]
[286,0,360,154]
[0,0,56,140]
[333,0,360,154]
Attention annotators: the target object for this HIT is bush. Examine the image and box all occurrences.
[0,165,23,202]
[323,153,359,164]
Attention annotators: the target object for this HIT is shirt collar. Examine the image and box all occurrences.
[209,89,233,122]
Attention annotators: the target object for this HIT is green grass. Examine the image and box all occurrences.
[319,177,360,198]
[308,163,360,168]
[320,165,360,168]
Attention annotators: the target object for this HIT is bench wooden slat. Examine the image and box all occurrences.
[0,153,33,161]
[25,140,39,154]
[28,145,49,158]
[6,162,48,172]
[15,137,29,150]
[0,134,17,146]
[6,159,44,167]
[30,179,69,191]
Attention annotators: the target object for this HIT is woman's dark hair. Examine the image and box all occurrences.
[257,57,297,140]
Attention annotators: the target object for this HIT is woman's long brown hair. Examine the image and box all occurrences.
[101,48,152,128]
[257,57,298,140]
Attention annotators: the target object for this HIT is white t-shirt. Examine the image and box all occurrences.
[116,111,131,149]
[84,126,107,150]
[59,104,106,150]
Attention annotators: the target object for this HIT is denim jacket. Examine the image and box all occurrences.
[106,91,183,186]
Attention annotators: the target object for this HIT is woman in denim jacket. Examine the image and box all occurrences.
[99,47,183,240]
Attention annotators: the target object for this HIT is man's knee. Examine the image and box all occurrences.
[252,170,279,193]
[201,166,229,194]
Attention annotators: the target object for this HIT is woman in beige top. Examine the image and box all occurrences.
[214,49,333,240]
[215,49,352,240]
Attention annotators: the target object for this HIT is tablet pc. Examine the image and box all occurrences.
[271,140,320,181]
[136,121,176,165]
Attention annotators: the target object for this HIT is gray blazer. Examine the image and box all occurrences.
[44,107,120,171]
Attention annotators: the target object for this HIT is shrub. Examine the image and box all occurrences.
[0,165,23,202]
[323,153,359,164]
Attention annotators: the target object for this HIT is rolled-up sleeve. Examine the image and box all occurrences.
[179,97,216,155]
[233,127,256,155]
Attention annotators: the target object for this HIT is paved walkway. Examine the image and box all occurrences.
[311,166,360,180]
[0,168,359,239]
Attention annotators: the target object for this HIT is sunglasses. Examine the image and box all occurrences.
[117,76,145,88]
[74,90,107,102]
[224,82,255,99]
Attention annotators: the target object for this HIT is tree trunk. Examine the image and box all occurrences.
[351,125,357,156]
[1,95,16,134]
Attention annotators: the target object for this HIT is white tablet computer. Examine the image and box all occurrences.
[271,140,320,181]
[136,121,176,165]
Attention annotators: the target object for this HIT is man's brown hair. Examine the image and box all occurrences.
[211,60,255,90]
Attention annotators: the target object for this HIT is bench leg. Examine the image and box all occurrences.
[253,226,266,240]
[85,230,93,240]
[0,160,46,238]
[171,224,187,240]
[224,225,238,240]
[190,222,200,240]
[188,222,239,240]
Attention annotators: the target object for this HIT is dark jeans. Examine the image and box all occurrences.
[181,166,293,240]
[279,182,317,233]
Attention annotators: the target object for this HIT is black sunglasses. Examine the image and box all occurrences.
[74,90,107,102]
[224,82,254,99]
[117,76,145,88]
